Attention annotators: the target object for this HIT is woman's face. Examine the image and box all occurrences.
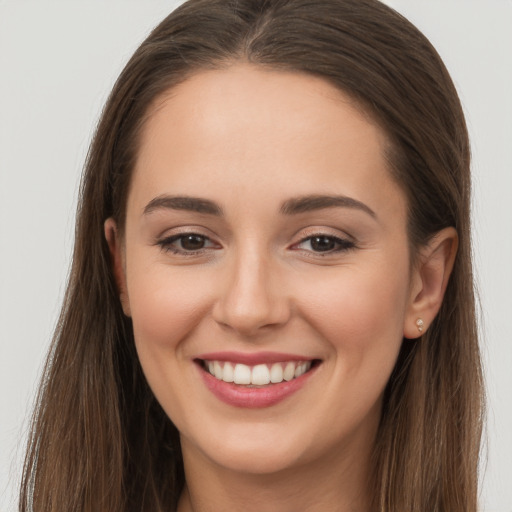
[113,65,419,475]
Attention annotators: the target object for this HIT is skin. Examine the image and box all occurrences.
[105,64,457,512]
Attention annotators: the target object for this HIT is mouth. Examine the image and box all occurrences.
[194,354,321,408]
[197,359,318,386]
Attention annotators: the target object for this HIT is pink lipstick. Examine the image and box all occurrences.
[195,352,319,408]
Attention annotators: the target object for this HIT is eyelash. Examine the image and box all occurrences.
[157,232,355,256]
[292,234,355,255]
[157,233,218,255]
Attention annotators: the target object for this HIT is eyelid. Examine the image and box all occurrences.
[293,235,355,252]
[155,228,222,255]
[154,224,217,240]
[154,226,356,256]
[292,226,355,243]
[289,227,357,255]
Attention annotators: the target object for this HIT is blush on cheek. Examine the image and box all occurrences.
[300,277,406,380]
[128,270,216,355]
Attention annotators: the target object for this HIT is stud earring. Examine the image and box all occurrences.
[416,318,424,333]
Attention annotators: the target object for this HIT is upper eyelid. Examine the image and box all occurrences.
[156,233,221,257]
[292,226,356,243]
[296,233,351,242]
[154,227,356,247]
[293,234,355,248]
[158,232,218,246]
[156,224,217,238]
[154,225,224,250]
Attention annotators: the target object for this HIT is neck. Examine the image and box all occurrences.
[177,432,374,512]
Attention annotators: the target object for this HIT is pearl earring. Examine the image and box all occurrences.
[416,318,424,333]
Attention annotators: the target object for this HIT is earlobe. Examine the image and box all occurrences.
[404,227,458,339]
[104,218,131,317]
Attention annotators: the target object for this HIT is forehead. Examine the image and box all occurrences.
[129,64,405,226]
[141,64,384,159]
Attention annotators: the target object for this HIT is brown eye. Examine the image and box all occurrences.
[310,236,337,252]
[293,234,355,254]
[180,234,206,251]
[158,233,218,255]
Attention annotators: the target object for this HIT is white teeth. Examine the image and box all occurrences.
[222,362,234,383]
[251,364,271,385]
[205,360,314,385]
[214,361,223,380]
[233,363,252,384]
[295,362,307,378]
[296,362,312,377]
[283,362,296,381]
[270,363,284,383]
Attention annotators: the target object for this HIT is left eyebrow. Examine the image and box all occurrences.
[143,195,223,216]
[280,194,376,219]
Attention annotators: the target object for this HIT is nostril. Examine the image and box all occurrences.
[211,265,291,335]
[212,297,291,336]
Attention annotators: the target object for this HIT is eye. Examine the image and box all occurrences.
[157,233,219,254]
[293,234,355,254]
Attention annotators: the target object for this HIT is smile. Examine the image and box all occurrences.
[203,360,313,386]
[195,353,320,408]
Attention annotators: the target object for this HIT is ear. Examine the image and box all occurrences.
[104,218,131,317]
[403,227,458,339]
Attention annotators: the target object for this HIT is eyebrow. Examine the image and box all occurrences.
[143,195,223,216]
[280,194,376,218]
[142,193,376,219]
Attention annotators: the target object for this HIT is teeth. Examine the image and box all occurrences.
[205,360,313,385]
[214,361,223,380]
[270,363,283,383]
[283,362,295,381]
[222,362,234,383]
[294,362,308,378]
[251,364,270,385]
[234,364,251,384]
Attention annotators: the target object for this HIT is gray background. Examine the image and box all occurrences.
[1,1,510,510]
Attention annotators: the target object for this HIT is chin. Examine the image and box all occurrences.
[180,421,315,476]
[207,444,304,476]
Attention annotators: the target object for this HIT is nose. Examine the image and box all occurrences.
[212,247,291,337]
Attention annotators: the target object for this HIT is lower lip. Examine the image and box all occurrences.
[197,363,318,408]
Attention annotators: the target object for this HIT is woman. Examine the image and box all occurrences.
[20,0,484,510]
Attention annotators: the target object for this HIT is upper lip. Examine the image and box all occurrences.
[194,351,318,365]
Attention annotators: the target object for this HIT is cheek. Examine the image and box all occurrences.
[298,265,409,350]
[126,262,213,356]
[292,259,411,429]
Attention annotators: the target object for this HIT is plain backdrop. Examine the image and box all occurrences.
[0,1,510,511]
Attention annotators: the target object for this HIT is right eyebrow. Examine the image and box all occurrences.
[280,194,376,219]
[143,195,223,216]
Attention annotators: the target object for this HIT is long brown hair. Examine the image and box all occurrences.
[20,1,484,510]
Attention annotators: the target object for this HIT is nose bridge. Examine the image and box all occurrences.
[213,241,289,335]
